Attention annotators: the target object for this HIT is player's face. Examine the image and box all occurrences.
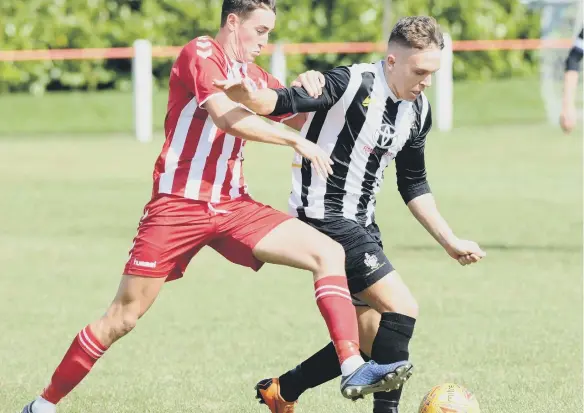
[386,45,441,101]
[231,7,276,62]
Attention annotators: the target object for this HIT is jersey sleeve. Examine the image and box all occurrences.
[261,70,298,123]
[395,102,432,204]
[270,66,351,116]
[565,28,584,72]
[175,39,229,107]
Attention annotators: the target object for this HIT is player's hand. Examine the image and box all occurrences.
[560,105,577,134]
[292,139,333,179]
[291,70,325,98]
[444,238,486,266]
[213,78,255,104]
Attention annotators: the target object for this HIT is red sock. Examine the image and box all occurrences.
[41,326,108,404]
[314,275,360,365]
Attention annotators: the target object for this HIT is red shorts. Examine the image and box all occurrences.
[123,195,292,281]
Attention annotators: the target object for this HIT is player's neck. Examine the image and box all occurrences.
[382,61,401,100]
[215,30,244,64]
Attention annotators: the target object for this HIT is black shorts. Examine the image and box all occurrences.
[301,216,394,307]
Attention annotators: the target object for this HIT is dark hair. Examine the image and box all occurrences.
[388,16,444,50]
[220,0,276,26]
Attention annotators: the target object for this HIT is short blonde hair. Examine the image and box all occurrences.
[388,16,444,50]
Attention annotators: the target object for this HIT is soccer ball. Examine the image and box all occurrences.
[418,383,480,413]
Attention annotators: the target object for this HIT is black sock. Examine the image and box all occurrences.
[278,342,339,402]
[278,342,371,402]
[371,312,416,413]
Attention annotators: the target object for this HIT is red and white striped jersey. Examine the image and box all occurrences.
[152,36,291,203]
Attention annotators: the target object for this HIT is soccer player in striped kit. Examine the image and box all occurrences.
[216,15,486,413]
[21,2,410,412]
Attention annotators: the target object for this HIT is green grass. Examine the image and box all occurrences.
[0,121,581,412]
[0,77,551,136]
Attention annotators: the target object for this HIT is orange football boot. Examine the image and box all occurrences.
[255,378,297,413]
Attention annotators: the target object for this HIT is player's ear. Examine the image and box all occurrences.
[225,13,240,31]
[386,54,396,72]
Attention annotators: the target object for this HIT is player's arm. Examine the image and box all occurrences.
[560,28,583,133]
[395,105,485,265]
[565,28,583,74]
[394,119,447,245]
[282,113,309,131]
[204,95,332,178]
[214,66,350,116]
[395,134,454,252]
[204,95,300,146]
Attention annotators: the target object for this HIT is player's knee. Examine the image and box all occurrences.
[377,292,418,318]
[102,305,140,341]
[397,295,419,319]
[118,312,139,336]
[377,272,419,318]
[313,239,345,273]
[107,312,138,341]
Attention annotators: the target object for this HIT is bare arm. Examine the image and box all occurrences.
[407,194,486,265]
[205,94,297,146]
[562,70,579,110]
[407,193,456,250]
[204,95,333,178]
[560,29,583,133]
[561,70,580,132]
[222,87,280,116]
[560,71,580,134]
[282,113,309,131]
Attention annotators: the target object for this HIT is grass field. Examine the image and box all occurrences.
[0,79,582,413]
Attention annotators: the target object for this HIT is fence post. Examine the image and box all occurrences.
[436,33,453,132]
[133,39,153,143]
[270,43,287,85]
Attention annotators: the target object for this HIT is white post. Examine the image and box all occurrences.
[383,0,392,42]
[270,43,287,85]
[133,39,153,143]
[436,33,453,132]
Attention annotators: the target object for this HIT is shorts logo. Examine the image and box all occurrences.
[363,252,386,276]
[133,259,157,269]
[364,253,381,270]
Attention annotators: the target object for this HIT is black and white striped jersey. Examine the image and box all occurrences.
[271,60,432,226]
[566,28,583,72]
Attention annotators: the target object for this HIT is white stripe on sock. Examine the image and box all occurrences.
[314,285,351,295]
[315,291,353,301]
[77,332,102,359]
[81,328,104,355]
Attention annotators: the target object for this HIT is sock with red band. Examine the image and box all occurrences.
[41,325,108,404]
[314,275,363,376]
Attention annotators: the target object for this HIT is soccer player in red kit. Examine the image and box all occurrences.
[21,1,410,412]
